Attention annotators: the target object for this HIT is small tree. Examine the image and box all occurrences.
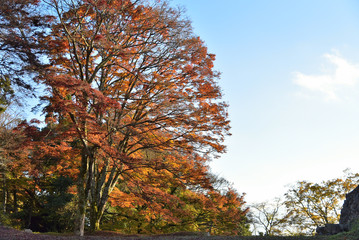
[250,198,288,236]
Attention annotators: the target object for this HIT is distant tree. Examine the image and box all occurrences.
[250,198,288,236]
[284,170,359,235]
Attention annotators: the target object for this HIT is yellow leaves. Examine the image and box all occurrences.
[284,171,359,233]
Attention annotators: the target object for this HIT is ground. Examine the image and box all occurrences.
[0,226,330,240]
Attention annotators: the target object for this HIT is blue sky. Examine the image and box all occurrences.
[170,0,359,203]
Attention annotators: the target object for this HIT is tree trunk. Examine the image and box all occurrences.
[75,211,86,236]
[89,204,103,232]
[2,173,6,213]
[75,151,92,236]
[13,188,17,213]
[89,185,109,232]
[137,222,142,234]
[75,191,87,237]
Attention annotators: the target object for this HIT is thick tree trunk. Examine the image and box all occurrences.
[75,191,87,237]
[75,151,92,237]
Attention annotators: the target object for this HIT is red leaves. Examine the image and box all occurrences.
[47,39,69,54]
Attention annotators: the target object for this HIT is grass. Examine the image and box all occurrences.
[328,221,359,240]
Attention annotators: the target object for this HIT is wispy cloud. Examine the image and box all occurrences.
[293,52,359,100]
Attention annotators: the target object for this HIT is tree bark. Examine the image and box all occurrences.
[2,172,6,213]
[75,150,92,236]
[89,165,121,232]
[89,204,104,232]
[75,190,87,237]
[13,187,17,213]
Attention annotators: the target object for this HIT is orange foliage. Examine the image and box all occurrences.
[33,0,245,235]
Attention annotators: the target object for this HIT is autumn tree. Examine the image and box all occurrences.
[0,118,34,228]
[193,174,250,235]
[199,188,250,235]
[284,170,359,235]
[0,3,46,215]
[0,118,78,231]
[0,107,23,221]
[0,109,42,228]
[41,0,231,235]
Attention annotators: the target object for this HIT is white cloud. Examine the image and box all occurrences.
[293,52,359,100]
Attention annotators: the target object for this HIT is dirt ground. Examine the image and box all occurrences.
[0,226,328,240]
